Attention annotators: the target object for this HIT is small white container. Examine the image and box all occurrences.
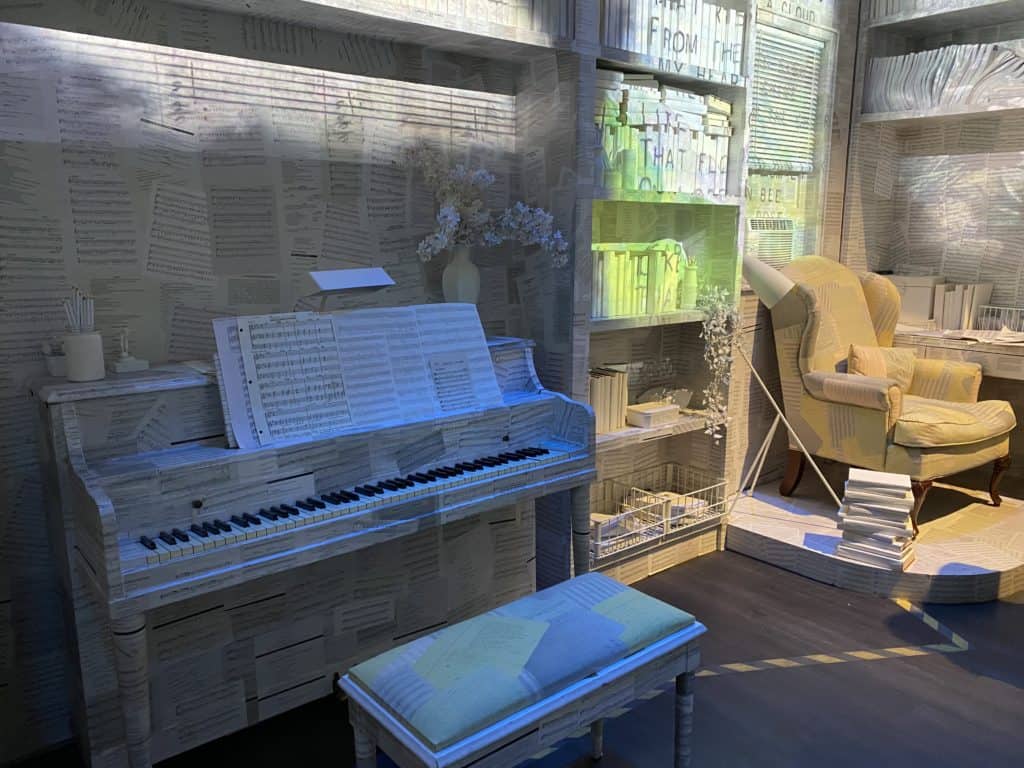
[626,402,679,429]
[64,332,106,382]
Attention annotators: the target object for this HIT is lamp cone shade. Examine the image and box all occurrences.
[743,254,795,309]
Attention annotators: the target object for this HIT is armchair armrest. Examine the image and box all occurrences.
[803,371,903,418]
[908,358,982,403]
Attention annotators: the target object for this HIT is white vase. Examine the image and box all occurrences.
[680,265,699,310]
[442,245,480,303]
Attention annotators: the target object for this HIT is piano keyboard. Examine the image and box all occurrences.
[128,447,555,567]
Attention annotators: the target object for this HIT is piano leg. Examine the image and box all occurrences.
[570,484,591,576]
[111,613,152,768]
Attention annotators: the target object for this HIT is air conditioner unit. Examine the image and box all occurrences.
[747,218,795,268]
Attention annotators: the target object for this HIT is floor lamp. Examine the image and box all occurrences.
[728,257,843,515]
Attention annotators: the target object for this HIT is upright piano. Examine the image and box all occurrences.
[35,324,594,768]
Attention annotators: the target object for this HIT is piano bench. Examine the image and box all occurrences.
[337,572,706,767]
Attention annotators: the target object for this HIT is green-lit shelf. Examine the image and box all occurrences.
[599,45,748,91]
[594,189,742,206]
[590,310,705,332]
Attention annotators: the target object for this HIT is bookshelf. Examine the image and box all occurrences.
[571,0,755,582]
[859,102,1024,127]
[867,0,1024,35]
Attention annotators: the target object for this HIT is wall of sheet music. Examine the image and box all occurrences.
[0,2,577,761]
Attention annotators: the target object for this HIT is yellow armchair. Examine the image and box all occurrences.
[764,256,1015,531]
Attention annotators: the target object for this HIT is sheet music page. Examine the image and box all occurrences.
[212,316,260,449]
[413,304,503,413]
[236,312,352,446]
[331,307,436,425]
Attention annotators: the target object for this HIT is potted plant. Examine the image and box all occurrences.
[407,144,570,303]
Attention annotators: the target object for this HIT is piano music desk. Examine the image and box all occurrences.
[33,338,595,768]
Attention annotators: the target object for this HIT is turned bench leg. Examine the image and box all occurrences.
[591,719,604,760]
[779,450,806,497]
[991,455,1011,507]
[674,671,695,768]
[353,722,376,768]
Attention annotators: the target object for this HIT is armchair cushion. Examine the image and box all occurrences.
[848,345,916,390]
[893,395,1016,448]
[803,371,903,417]
[908,358,982,403]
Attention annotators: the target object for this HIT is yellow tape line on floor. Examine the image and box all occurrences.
[696,598,969,678]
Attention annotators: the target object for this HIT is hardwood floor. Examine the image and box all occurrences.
[16,551,1024,768]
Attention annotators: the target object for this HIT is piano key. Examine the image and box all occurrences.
[339,490,360,502]
[158,531,176,546]
[152,536,179,563]
[377,480,399,492]
[259,508,279,521]
[213,519,231,532]
[280,504,299,516]
[189,524,209,538]
[294,500,315,512]
[171,528,190,543]
[410,473,433,483]
[202,521,220,536]
[306,497,327,509]
[243,513,263,526]
[321,493,342,504]
[139,535,157,550]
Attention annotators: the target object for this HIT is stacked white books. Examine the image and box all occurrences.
[836,469,916,571]
[595,72,733,197]
[868,0,959,22]
[589,366,629,434]
[865,44,1024,113]
[600,0,747,78]
[932,281,994,331]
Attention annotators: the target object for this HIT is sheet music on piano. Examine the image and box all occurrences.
[213,303,504,449]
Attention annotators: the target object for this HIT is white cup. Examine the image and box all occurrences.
[64,332,106,382]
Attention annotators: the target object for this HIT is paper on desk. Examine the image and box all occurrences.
[940,328,1024,344]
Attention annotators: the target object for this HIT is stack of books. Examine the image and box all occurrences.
[600,0,746,78]
[836,469,916,571]
[589,366,629,434]
[865,44,1024,113]
[594,71,733,197]
[932,281,993,331]
[868,0,958,22]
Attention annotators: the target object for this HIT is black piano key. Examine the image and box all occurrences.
[230,515,250,528]
[427,469,448,479]
[140,535,157,550]
[486,455,508,464]
[443,465,464,475]
[259,509,279,522]
[189,524,209,538]
[243,512,262,526]
[339,490,360,502]
[294,500,315,512]
[356,485,380,496]
[519,447,541,456]
[378,480,399,491]
[280,504,299,515]
[391,478,412,488]
[511,449,532,459]
[321,493,339,504]
[477,457,498,467]
[158,531,176,545]
[500,452,524,461]
[171,528,190,543]
[203,521,220,536]
[214,519,231,532]
[411,473,433,483]
[306,497,327,509]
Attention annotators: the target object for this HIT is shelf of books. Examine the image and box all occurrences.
[867,0,1024,36]
[594,188,742,206]
[595,409,709,454]
[185,0,575,58]
[860,102,1024,128]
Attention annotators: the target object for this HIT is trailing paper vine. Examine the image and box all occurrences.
[698,286,740,442]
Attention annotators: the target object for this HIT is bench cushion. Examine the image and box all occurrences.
[347,572,695,751]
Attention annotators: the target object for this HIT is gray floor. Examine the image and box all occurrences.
[17,551,1024,767]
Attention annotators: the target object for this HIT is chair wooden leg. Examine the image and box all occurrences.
[590,719,604,760]
[353,722,376,768]
[910,480,933,535]
[779,450,806,497]
[991,455,1011,507]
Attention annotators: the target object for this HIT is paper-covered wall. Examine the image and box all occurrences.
[0,2,579,761]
